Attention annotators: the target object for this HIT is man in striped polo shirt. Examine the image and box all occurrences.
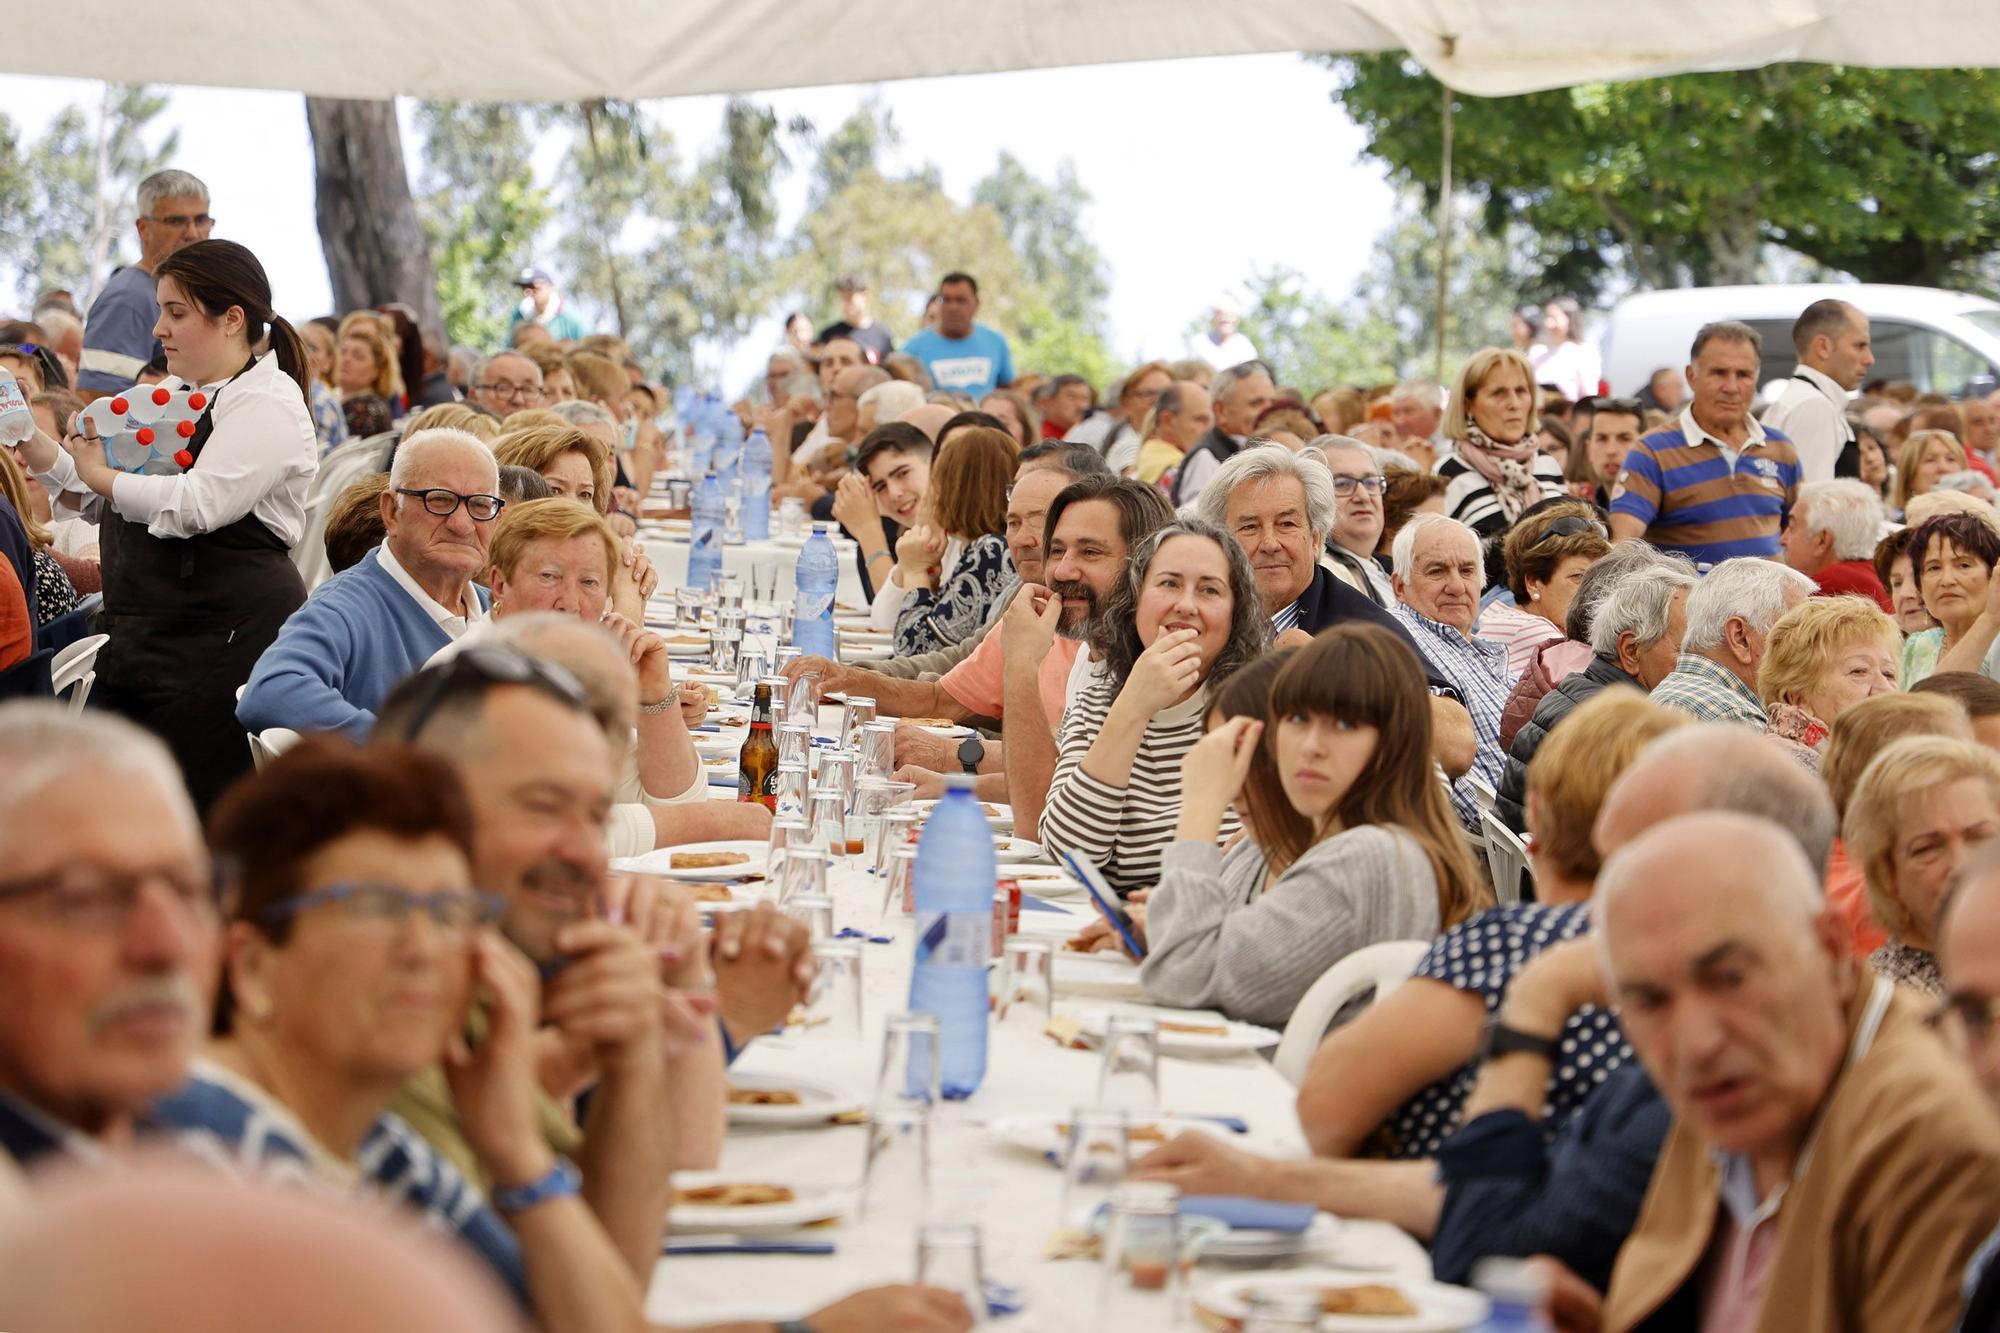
[1609,321,1801,568]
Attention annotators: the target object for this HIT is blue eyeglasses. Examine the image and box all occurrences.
[258,881,503,932]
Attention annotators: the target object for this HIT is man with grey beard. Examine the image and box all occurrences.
[0,703,218,1167]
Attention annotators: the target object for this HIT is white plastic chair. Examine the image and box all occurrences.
[1273,939,1432,1086]
[1465,773,1499,814]
[50,633,108,715]
[247,727,302,771]
[1480,808,1531,907]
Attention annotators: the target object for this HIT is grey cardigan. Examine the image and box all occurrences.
[1140,824,1442,1028]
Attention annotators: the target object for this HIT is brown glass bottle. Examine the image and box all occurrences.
[738,682,779,808]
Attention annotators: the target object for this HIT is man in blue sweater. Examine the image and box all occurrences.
[238,429,500,738]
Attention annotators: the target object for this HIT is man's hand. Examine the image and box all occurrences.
[894,723,956,771]
[1133,1131,1278,1200]
[709,903,815,1046]
[782,654,846,697]
[891,764,949,801]
[1528,1256,1604,1333]
[445,933,555,1190]
[543,921,673,1074]
[1001,583,1063,666]
[805,1286,973,1333]
[1273,626,1313,650]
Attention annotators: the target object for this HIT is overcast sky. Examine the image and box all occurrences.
[0,54,1400,387]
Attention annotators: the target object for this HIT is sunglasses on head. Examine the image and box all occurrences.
[395,645,590,743]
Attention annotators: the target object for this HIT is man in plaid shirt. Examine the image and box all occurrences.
[1648,558,1814,725]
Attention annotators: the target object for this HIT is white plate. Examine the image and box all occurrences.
[1197,1210,1344,1262]
[839,645,893,662]
[669,1173,854,1234]
[612,840,769,881]
[985,1113,1222,1163]
[660,637,713,658]
[1053,948,1145,997]
[725,1073,864,1127]
[1194,1269,1489,1332]
[1079,1011,1280,1058]
[912,798,1014,829]
[993,836,1046,864]
[839,628,894,643]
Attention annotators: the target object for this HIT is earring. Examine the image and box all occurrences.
[243,993,273,1022]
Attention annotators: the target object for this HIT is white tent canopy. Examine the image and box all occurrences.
[16,0,2000,101]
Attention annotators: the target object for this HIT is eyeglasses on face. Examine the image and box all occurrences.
[145,212,215,230]
[1929,991,2000,1051]
[475,381,544,402]
[395,488,505,522]
[0,864,224,932]
[1330,474,1387,496]
[257,881,503,932]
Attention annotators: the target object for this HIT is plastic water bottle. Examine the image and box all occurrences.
[0,367,33,447]
[907,774,993,1099]
[1467,1259,1552,1332]
[743,427,773,541]
[688,471,725,592]
[791,522,839,657]
[714,409,744,494]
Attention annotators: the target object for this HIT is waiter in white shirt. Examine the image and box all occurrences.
[1762,299,1873,486]
[18,240,317,811]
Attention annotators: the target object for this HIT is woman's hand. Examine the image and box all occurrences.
[676,680,710,727]
[1120,627,1204,715]
[895,523,943,589]
[1179,716,1262,834]
[61,423,119,498]
[601,611,673,706]
[620,540,658,602]
[446,932,555,1190]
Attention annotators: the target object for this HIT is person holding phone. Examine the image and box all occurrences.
[1140,624,1484,1027]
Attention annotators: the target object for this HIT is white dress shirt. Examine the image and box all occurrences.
[35,352,317,547]
[378,540,487,639]
[1760,364,1853,485]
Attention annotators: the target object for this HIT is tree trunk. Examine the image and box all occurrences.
[304,97,440,328]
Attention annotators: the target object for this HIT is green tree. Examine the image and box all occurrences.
[16,85,176,308]
[970,152,1113,383]
[413,102,549,348]
[1355,191,1541,379]
[1228,265,1398,392]
[803,99,898,210]
[1324,57,2000,296]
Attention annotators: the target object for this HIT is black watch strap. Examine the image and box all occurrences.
[957,734,984,774]
[1480,1017,1562,1063]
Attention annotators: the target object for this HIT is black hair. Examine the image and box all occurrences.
[939,272,978,297]
[154,240,309,398]
[853,422,934,478]
[1017,440,1113,478]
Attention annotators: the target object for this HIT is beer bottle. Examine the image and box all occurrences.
[738,682,779,808]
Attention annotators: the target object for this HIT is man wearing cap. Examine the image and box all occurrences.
[818,275,894,365]
[509,267,590,343]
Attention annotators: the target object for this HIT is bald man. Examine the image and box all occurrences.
[1593,812,2000,1333]
[1593,724,1839,873]
[897,402,957,442]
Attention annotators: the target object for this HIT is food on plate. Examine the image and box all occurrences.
[1043,1017,1085,1048]
[685,882,734,903]
[1157,1019,1230,1038]
[673,1183,797,1208]
[1058,1121,1167,1144]
[669,850,752,870]
[982,804,1006,818]
[727,1086,802,1106]
[898,717,956,728]
[1317,1284,1420,1317]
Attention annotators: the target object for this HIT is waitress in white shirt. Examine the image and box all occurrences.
[18,239,316,810]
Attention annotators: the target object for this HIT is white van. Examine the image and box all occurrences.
[1598,284,2000,400]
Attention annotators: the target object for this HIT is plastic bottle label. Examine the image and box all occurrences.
[913,911,990,968]
[796,590,834,620]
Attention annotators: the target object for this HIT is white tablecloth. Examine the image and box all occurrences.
[641,706,1432,1327]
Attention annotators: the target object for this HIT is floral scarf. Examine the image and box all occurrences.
[1456,423,1542,524]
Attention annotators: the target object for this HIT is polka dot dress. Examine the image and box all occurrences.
[1373,902,1628,1160]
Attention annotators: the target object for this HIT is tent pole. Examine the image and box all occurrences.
[1434,77,1453,383]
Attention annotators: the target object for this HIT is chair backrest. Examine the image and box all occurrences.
[247,726,302,771]
[1480,807,1530,907]
[50,633,109,715]
[1272,939,1433,1086]
[294,432,394,590]
[1465,772,1499,814]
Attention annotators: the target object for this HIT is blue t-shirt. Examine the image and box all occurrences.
[901,323,1014,397]
[78,264,163,395]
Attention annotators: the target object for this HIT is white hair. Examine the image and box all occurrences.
[137,169,208,215]
[1195,443,1337,540]
[0,702,194,854]
[1369,445,1420,475]
[390,428,500,493]
[1389,379,1444,408]
[1793,478,1885,561]
[470,350,541,393]
[35,307,81,346]
[1681,558,1817,653]
[858,380,925,425]
[1391,512,1484,591]
[1933,470,1998,503]
[549,399,616,429]
[1587,557,1698,657]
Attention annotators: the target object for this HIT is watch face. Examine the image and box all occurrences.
[958,736,981,763]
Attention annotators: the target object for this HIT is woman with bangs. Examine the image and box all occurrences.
[1141,623,1482,1026]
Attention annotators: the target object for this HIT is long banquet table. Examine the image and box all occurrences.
[637,662,1432,1329]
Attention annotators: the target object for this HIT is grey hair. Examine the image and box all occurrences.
[1391,513,1484,591]
[1195,442,1337,541]
[767,349,804,371]
[1616,726,1840,875]
[1368,445,1420,475]
[1689,320,1762,363]
[1793,478,1886,561]
[1567,543,1696,642]
[1087,517,1268,695]
[1681,558,1817,653]
[389,428,499,493]
[471,350,540,390]
[1209,360,1272,408]
[858,380,925,423]
[1309,434,1374,462]
[1932,470,1997,501]
[779,371,824,404]
[0,702,194,852]
[549,400,615,429]
[137,169,209,215]
[1389,379,1443,408]
[1587,557,1698,658]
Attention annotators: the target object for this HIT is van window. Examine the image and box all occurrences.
[1743,321,1798,384]
[1870,321,1998,397]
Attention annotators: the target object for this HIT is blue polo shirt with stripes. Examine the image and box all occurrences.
[1609,410,1800,567]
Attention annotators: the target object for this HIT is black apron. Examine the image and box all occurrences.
[93,360,308,813]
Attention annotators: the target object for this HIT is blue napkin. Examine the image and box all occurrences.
[1018,894,1065,914]
[1179,1195,1316,1232]
[663,1237,836,1256]
[835,927,894,944]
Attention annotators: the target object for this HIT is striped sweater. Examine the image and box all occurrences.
[1040,672,1241,898]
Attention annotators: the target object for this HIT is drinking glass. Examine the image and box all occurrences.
[716,575,745,610]
[872,805,920,878]
[786,669,823,725]
[676,592,704,632]
[806,788,847,859]
[750,560,779,604]
[818,750,859,811]
[852,779,905,872]
[1059,1107,1130,1229]
[915,1223,986,1328]
[788,891,835,941]
[998,938,1054,1024]
[1096,1015,1162,1116]
[1098,1181,1182,1319]
[774,760,811,821]
[710,630,740,676]
[862,1100,931,1219]
[880,845,918,919]
[779,847,831,907]
[858,720,898,781]
[766,817,811,877]
[774,646,803,674]
[778,497,805,540]
[840,697,877,752]
[777,721,813,771]
[806,941,864,1041]
[877,1011,941,1110]
[734,648,767,697]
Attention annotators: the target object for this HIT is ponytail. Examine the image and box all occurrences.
[155,239,310,399]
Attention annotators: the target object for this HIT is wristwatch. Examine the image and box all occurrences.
[491,1155,582,1213]
[957,734,984,774]
[1478,1017,1562,1064]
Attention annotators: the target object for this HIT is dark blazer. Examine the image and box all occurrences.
[1497,654,1640,830]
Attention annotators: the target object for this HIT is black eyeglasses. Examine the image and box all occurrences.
[258,881,503,933]
[0,863,228,933]
[396,487,505,522]
[394,644,590,743]
[1330,474,1387,496]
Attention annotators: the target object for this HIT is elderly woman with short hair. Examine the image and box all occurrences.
[1437,347,1568,586]
[1756,596,1903,770]
[1901,511,2000,685]
[1846,734,2000,995]
[1478,500,1611,677]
